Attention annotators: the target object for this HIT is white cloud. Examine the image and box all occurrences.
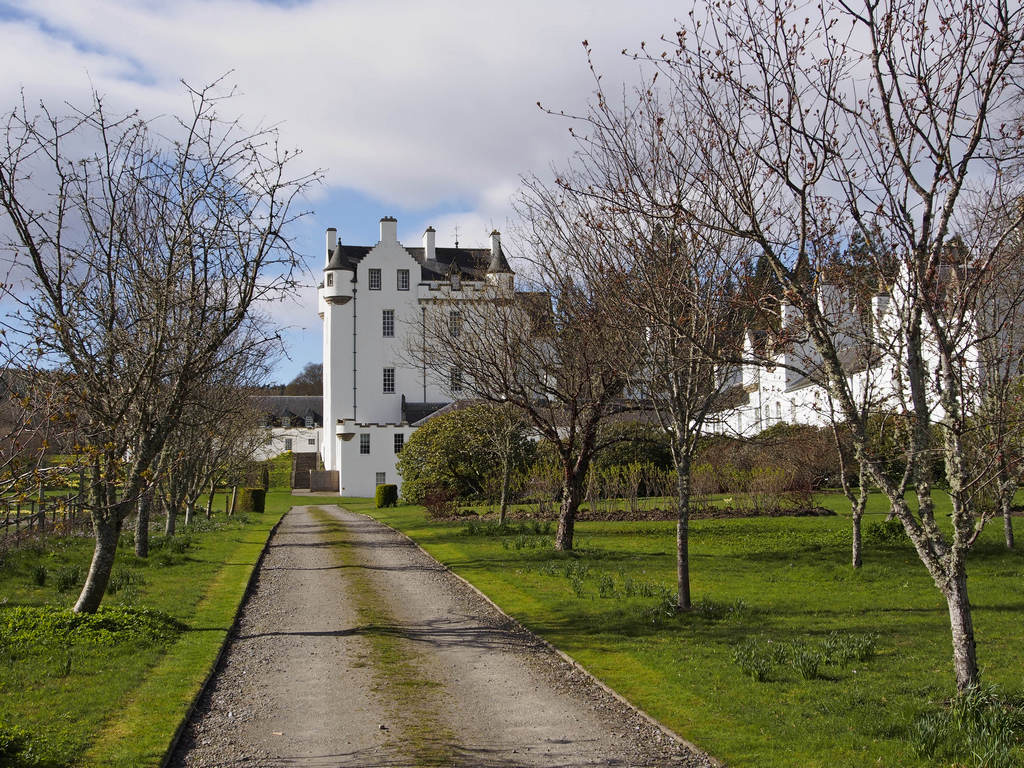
[1,0,681,209]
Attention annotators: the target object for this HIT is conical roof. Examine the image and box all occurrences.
[486,230,513,274]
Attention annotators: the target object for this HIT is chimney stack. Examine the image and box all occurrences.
[423,226,436,261]
[326,227,337,265]
[490,229,501,257]
[379,216,398,243]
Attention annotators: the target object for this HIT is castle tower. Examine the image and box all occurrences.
[319,227,355,472]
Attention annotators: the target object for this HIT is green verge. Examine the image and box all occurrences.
[338,492,1024,768]
[0,490,298,767]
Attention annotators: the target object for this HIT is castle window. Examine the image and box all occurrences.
[284,438,293,452]
[394,433,404,453]
[449,310,461,337]
[307,438,316,445]
[369,268,382,290]
[326,272,334,287]
[376,471,386,485]
[383,309,395,337]
[397,269,410,291]
[450,367,462,393]
[360,434,370,454]
[383,367,395,393]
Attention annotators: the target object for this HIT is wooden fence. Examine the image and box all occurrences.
[0,492,90,549]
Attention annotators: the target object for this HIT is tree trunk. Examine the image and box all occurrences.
[184,499,195,527]
[851,512,863,569]
[135,490,152,558]
[74,514,120,613]
[228,485,238,517]
[675,457,692,611]
[498,454,510,527]
[851,484,867,569]
[1002,495,1015,550]
[944,566,979,691]
[554,471,583,551]
[205,479,215,519]
[165,504,177,536]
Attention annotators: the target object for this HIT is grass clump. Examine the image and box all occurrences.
[730,632,879,682]
[52,565,81,593]
[907,685,1024,768]
[732,638,773,682]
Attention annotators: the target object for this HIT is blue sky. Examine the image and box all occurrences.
[0,0,685,383]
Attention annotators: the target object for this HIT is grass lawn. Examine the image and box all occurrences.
[341,492,1024,768]
[0,490,299,767]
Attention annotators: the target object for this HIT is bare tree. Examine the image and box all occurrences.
[413,222,634,550]
[157,335,273,538]
[639,0,1024,689]
[537,74,747,608]
[0,81,318,612]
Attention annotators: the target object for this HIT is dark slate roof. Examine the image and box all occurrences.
[404,247,493,282]
[253,395,323,427]
[325,244,372,271]
[403,399,450,426]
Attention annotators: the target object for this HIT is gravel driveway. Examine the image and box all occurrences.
[169,504,714,767]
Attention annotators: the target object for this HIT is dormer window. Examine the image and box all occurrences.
[305,415,314,428]
[451,272,461,290]
[326,272,334,287]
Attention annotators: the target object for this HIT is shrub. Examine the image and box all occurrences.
[865,518,907,545]
[31,565,46,587]
[375,484,398,508]
[235,487,265,513]
[423,487,457,519]
[0,723,38,765]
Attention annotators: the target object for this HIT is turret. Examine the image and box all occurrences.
[322,227,354,304]
[485,230,514,292]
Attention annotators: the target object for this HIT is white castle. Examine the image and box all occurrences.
[314,218,994,496]
[318,216,514,496]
